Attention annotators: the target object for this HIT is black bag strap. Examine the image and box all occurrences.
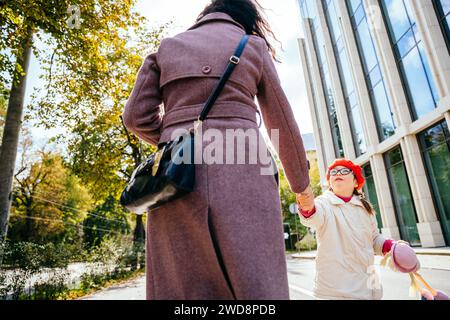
[198,34,250,122]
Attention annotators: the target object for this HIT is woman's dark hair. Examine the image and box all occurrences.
[196,0,281,61]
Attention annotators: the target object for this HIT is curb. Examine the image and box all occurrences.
[290,252,450,259]
[415,251,450,256]
[290,254,315,260]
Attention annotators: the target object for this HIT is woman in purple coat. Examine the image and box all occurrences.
[122,0,313,300]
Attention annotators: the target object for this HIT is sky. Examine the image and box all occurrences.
[23,0,313,153]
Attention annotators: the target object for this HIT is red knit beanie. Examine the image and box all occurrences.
[326,158,365,190]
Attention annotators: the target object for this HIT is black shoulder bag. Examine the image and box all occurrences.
[120,35,250,214]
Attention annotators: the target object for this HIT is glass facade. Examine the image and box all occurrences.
[434,0,450,52]
[418,120,450,245]
[323,0,367,157]
[380,0,440,120]
[384,147,421,246]
[346,0,396,141]
[298,0,449,248]
[302,40,328,166]
[300,0,345,158]
[362,163,383,230]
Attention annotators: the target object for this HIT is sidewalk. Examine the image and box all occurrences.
[291,247,450,271]
[78,275,146,300]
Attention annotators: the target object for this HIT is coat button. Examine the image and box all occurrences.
[202,66,211,74]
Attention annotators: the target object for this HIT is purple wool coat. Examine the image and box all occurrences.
[122,12,310,300]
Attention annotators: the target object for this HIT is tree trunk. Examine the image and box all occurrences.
[133,214,145,243]
[132,214,145,270]
[0,26,33,243]
[24,205,33,242]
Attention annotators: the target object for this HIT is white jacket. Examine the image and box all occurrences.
[299,190,386,300]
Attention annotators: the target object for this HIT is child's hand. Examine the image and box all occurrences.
[296,185,315,212]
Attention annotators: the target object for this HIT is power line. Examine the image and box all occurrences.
[12,190,130,226]
[10,214,133,239]
[24,189,138,224]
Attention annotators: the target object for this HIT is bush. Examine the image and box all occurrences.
[0,235,145,300]
[295,232,317,251]
[27,270,70,300]
[2,241,71,270]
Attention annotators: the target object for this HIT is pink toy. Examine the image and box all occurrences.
[381,241,449,300]
[434,290,450,300]
[412,272,449,300]
[391,242,420,273]
[420,288,434,300]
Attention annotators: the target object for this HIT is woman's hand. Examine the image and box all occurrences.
[296,185,315,212]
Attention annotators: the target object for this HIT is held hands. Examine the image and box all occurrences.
[296,185,315,212]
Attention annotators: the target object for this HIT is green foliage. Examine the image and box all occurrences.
[278,151,323,242]
[9,150,94,243]
[295,232,317,252]
[307,151,323,197]
[60,22,169,201]
[28,271,70,300]
[0,235,144,300]
[1,0,171,202]
[1,0,152,300]
[278,162,308,239]
[2,241,71,270]
[83,195,131,248]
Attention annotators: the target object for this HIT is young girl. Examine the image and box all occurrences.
[296,159,420,300]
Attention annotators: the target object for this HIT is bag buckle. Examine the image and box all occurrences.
[193,117,203,134]
[152,145,166,176]
[230,55,240,64]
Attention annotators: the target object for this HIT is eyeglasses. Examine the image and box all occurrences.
[328,168,353,176]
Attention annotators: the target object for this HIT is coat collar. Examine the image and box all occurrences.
[323,190,364,208]
[187,12,246,32]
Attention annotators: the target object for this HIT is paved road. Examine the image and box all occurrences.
[287,257,450,300]
[79,275,146,300]
[80,257,450,300]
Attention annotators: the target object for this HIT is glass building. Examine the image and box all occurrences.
[297,0,450,247]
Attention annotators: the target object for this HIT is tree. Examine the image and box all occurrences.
[306,150,323,197]
[0,82,8,143]
[9,141,93,243]
[39,23,169,250]
[279,150,323,246]
[83,194,130,249]
[0,0,156,242]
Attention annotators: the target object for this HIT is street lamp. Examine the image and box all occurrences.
[289,203,300,254]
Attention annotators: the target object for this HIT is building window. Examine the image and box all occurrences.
[362,163,383,230]
[384,146,421,246]
[302,40,329,166]
[300,0,345,158]
[346,0,396,141]
[433,0,450,52]
[323,0,367,157]
[418,120,450,245]
[380,0,440,120]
